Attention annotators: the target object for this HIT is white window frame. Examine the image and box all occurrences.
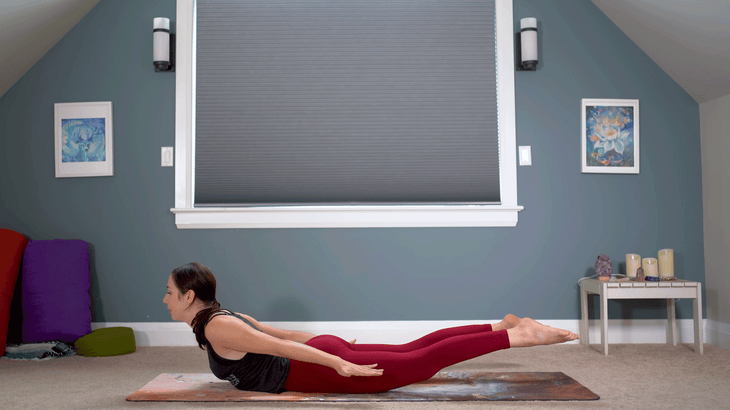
[171,0,523,229]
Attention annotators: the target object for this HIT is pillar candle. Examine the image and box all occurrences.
[626,254,641,278]
[642,257,658,278]
[658,249,674,277]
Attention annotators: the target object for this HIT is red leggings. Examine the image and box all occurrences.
[283,324,510,393]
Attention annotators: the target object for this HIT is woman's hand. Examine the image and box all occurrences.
[335,359,384,377]
[349,339,357,344]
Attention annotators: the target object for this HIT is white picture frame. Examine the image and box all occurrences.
[581,98,639,174]
[54,101,114,178]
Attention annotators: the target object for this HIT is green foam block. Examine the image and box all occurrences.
[75,327,136,357]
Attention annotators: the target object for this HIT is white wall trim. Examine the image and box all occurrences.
[93,319,711,347]
[706,319,730,350]
[172,0,522,229]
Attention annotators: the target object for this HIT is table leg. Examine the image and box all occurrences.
[694,283,704,354]
[600,287,608,355]
[580,287,589,347]
[667,298,677,346]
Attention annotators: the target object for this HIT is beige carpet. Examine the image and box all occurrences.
[1,343,728,410]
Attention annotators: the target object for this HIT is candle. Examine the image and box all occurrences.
[658,249,674,278]
[642,258,658,278]
[626,254,641,278]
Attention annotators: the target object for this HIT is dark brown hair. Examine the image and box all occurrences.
[170,262,221,349]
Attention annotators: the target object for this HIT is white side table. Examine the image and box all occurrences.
[579,278,703,355]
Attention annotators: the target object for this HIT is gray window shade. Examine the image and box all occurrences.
[195,0,499,206]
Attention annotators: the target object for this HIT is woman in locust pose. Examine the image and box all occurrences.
[164,262,579,394]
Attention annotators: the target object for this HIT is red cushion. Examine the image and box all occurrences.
[0,229,28,356]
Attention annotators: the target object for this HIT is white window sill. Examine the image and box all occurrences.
[170,205,524,229]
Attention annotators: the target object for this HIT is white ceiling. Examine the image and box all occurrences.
[0,0,728,103]
[0,0,100,99]
[591,0,730,103]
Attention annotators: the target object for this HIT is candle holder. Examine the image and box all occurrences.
[658,249,674,278]
[642,257,659,280]
[626,253,641,278]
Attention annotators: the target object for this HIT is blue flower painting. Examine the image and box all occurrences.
[585,106,634,167]
[61,118,106,163]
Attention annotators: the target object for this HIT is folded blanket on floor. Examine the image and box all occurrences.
[2,341,76,361]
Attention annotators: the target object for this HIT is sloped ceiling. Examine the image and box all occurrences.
[0,1,729,103]
[592,0,730,103]
[0,0,100,99]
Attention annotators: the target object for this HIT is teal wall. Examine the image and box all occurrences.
[0,0,703,323]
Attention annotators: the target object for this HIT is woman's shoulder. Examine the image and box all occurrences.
[204,314,235,343]
[204,312,250,360]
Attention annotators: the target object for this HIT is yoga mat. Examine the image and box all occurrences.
[127,371,600,402]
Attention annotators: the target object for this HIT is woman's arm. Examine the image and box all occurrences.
[234,312,316,344]
[207,315,381,377]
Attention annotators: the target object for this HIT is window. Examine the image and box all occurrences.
[172,0,522,228]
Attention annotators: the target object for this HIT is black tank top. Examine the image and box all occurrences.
[205,310,290,393]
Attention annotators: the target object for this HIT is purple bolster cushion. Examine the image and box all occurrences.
[22,239,92,343]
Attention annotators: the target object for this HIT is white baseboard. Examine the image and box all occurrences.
[92,319,711,347]
[706,320,730,350]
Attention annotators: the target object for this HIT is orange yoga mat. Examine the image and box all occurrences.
[127,371,599,402]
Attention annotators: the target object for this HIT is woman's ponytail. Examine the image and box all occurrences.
[191,300,221,349]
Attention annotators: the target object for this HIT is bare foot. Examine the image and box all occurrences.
[506,318,579,347]
[492,314,522,331]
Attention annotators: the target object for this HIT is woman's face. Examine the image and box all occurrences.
[163,275,187,321]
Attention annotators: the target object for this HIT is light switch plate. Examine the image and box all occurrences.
[519,146,531,166]
[161,147,173,167]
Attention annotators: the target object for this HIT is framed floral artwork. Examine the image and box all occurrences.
[581,99,639,174]
[54,101,113,178]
